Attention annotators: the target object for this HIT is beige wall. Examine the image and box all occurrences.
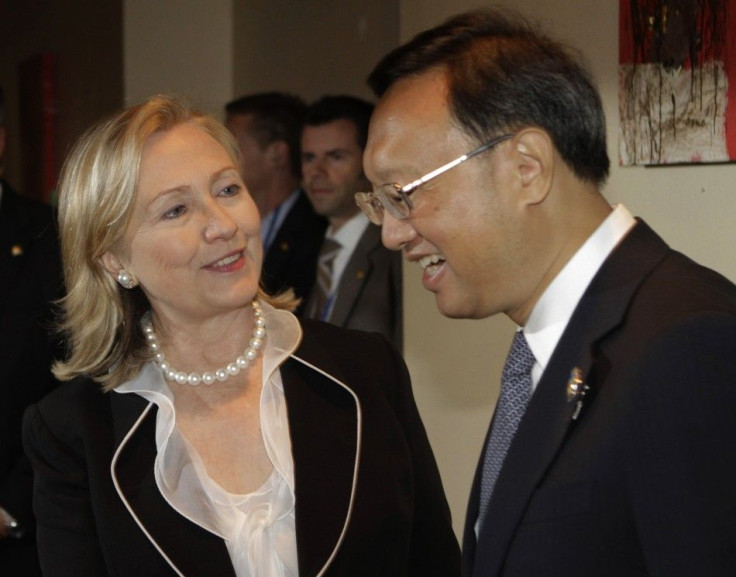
[399,1,736,538]
[232,0,398,101]
[124,0,233,116]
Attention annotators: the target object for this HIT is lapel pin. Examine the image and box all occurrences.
[355,270,365,280]
[279,241,290,252]
[11,244,24,257]
[566,366,590,421]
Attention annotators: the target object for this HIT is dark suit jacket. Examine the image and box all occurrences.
[0,181,63,574]
[307,224,403,350]
[463,220,736,577]
[24,320,459,576]
[260,190,327,317]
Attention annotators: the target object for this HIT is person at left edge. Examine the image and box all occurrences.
[22,95,459,577]
[0,84,63,576]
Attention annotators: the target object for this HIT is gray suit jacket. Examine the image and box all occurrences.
[307,224,403,350]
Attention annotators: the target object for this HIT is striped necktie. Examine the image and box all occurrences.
[310,237,341,320]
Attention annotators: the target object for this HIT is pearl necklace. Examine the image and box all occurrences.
[141,300,266,386]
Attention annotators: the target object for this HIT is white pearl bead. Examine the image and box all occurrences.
[142,299,265,386]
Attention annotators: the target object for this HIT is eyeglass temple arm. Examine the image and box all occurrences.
[399,134,513,194]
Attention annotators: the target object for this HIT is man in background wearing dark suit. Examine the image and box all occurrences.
[0,84,63,576]
[360,10,736,576]
[302,95,402,349]
[225,92,326,315]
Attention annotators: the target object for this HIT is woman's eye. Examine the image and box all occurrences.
[220,184,241,197]
[162,204,187,220]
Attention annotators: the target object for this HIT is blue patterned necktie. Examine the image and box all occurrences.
[477,330,535,529]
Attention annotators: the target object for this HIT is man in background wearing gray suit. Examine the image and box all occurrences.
[302,95,402,349]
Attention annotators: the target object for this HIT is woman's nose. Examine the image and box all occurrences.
[204,203,238,242]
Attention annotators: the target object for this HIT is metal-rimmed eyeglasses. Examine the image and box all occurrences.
[356,133,514,225]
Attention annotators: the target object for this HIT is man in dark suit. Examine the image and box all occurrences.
[225,92,326,315]
[302,96,402,349]
[359,9,736,576]
[0,85,63,575]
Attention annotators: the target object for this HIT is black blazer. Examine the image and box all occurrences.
[24,320,460,576]
[260,190,327,317]
[463,221,736,576]
[0,182,63,574]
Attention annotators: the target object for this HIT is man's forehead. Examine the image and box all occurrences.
[366,73,460,181]
[302,118,360,147]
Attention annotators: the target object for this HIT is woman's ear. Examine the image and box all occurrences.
[513,128,554,205]
[101,251,139,289]
[100,250,123,278]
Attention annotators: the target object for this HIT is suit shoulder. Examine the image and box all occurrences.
[638,250,736,316]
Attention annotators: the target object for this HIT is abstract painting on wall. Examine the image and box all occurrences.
[619,0,736,165]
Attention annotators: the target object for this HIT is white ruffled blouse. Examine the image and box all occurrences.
[116,302,302,576]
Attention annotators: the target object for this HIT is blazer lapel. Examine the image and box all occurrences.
[470,220,671,576]
[283,329,361,576]
[110,392,236,577]
[329,225,380,326]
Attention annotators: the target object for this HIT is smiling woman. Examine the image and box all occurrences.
[21,95,460,577]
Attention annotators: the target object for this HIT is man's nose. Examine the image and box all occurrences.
[380,211,415,251]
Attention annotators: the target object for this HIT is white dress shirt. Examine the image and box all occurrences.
[524,204,637,390]
[325,211,370,293]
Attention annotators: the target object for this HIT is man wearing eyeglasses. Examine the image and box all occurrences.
[360,9,736,577]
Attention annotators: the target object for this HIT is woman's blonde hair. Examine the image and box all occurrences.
[54,95,297,391]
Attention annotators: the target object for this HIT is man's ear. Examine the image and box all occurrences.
[513,128,554,206]
[265,140,289,168]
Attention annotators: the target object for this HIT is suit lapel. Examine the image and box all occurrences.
[110,392,236,577]
[330,224,381,326]
[283,328,361,576]
[470,221,671,576]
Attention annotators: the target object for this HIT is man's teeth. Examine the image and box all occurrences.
[214,253,240,267]
[418,255,444,271]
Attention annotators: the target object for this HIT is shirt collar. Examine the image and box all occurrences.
[523,204,636,388]
[328,211,370,253]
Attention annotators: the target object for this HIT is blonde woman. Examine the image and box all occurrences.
[23,96,459,577]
